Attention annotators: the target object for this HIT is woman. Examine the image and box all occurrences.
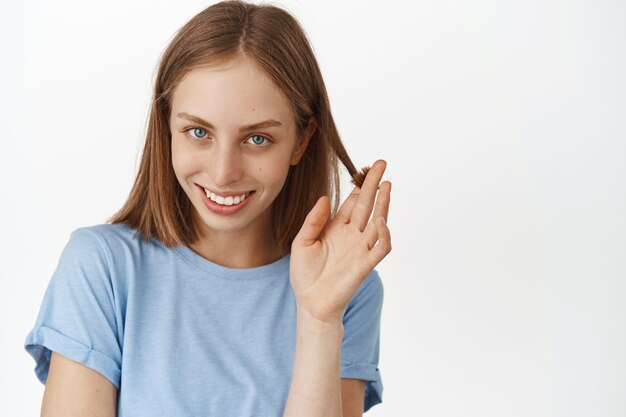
[24,1,392,415]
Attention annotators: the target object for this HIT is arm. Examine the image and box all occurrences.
[341,379,366,417]
[283,306,368,417]
[285,160,391,416]
[283,306,344,417]
[41,352,117,417]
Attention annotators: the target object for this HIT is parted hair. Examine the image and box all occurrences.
[107,0,368,254]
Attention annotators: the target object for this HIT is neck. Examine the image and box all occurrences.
[188,208,286,269]
[189,239,285,269]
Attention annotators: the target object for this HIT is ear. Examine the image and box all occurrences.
[290,116,317,166]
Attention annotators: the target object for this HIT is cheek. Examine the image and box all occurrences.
[170,144,183,175]
[253,156,292,190]
[170,138,196,178]
[248,146,290,171]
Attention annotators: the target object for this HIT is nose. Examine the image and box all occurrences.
[209,140,244,188]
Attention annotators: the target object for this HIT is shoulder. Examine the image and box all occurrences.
[60,223,163,278]
[56,223,143,269]
[73,222,145,245]
[68,223,160,256]
[55,224,154,303]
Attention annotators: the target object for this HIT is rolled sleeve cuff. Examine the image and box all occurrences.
[24,326,121,390]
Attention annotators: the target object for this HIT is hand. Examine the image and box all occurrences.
[289,159,392,325]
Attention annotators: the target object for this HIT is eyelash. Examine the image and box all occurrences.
[183,127,272,148]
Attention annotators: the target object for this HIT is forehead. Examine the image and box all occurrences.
[170,59,294,126]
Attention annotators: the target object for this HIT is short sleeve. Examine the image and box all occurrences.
[24,227,122,389]
[340,268,384,413]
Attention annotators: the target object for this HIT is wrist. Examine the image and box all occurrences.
[296,304,344,334]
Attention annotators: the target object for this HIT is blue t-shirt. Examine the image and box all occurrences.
[24,223,384,415]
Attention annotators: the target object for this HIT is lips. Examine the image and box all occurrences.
[198,184,254,198]
[196,184,256,215]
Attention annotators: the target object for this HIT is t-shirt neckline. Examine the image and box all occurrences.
[173,244,290,280]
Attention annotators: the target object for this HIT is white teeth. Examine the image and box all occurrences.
[203,188,250,206]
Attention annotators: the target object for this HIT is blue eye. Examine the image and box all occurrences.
[246,134,270,147]
[189,127,207,140]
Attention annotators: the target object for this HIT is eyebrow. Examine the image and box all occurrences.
[176,112,284,132]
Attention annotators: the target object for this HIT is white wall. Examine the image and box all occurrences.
[1,0,624,416]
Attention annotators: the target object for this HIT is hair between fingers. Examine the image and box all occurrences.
[350,166,371,188]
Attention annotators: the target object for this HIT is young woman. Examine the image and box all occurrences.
[24,1,392,416]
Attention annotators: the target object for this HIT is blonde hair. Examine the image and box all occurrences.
[107,0,366,254]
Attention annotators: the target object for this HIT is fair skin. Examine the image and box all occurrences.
[284,158,391,417]
[40,57,391,417]
[169,56,313,269]
[42,352,364,417]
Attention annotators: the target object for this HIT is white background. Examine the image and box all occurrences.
[1,0,625,416]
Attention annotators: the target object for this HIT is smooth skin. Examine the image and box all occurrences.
[283,160,391,417]
[41,354,365,417]
[40,59,390,417]
[41,167,391,417]
[169,58,314,269]
[290,159,391,325]
[41,352,117,417]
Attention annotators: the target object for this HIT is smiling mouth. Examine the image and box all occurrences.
[196,184,256,206]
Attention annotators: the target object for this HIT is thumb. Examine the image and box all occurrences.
[293,196,330,248]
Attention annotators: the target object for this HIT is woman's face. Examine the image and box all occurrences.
[169,58,311,239]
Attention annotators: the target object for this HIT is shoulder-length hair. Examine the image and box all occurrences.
[107,0,367,254]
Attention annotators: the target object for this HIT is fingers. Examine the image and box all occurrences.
[334,184,360,224]
[362,174,392,264]
[292,196,330,248]
[363,203,391,251]
[350,160,387,232]
[372,181,391,224]
[363,215,380,250]
[366,217,392,266]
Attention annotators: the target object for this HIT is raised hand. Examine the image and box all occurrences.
[289,159,392,325]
